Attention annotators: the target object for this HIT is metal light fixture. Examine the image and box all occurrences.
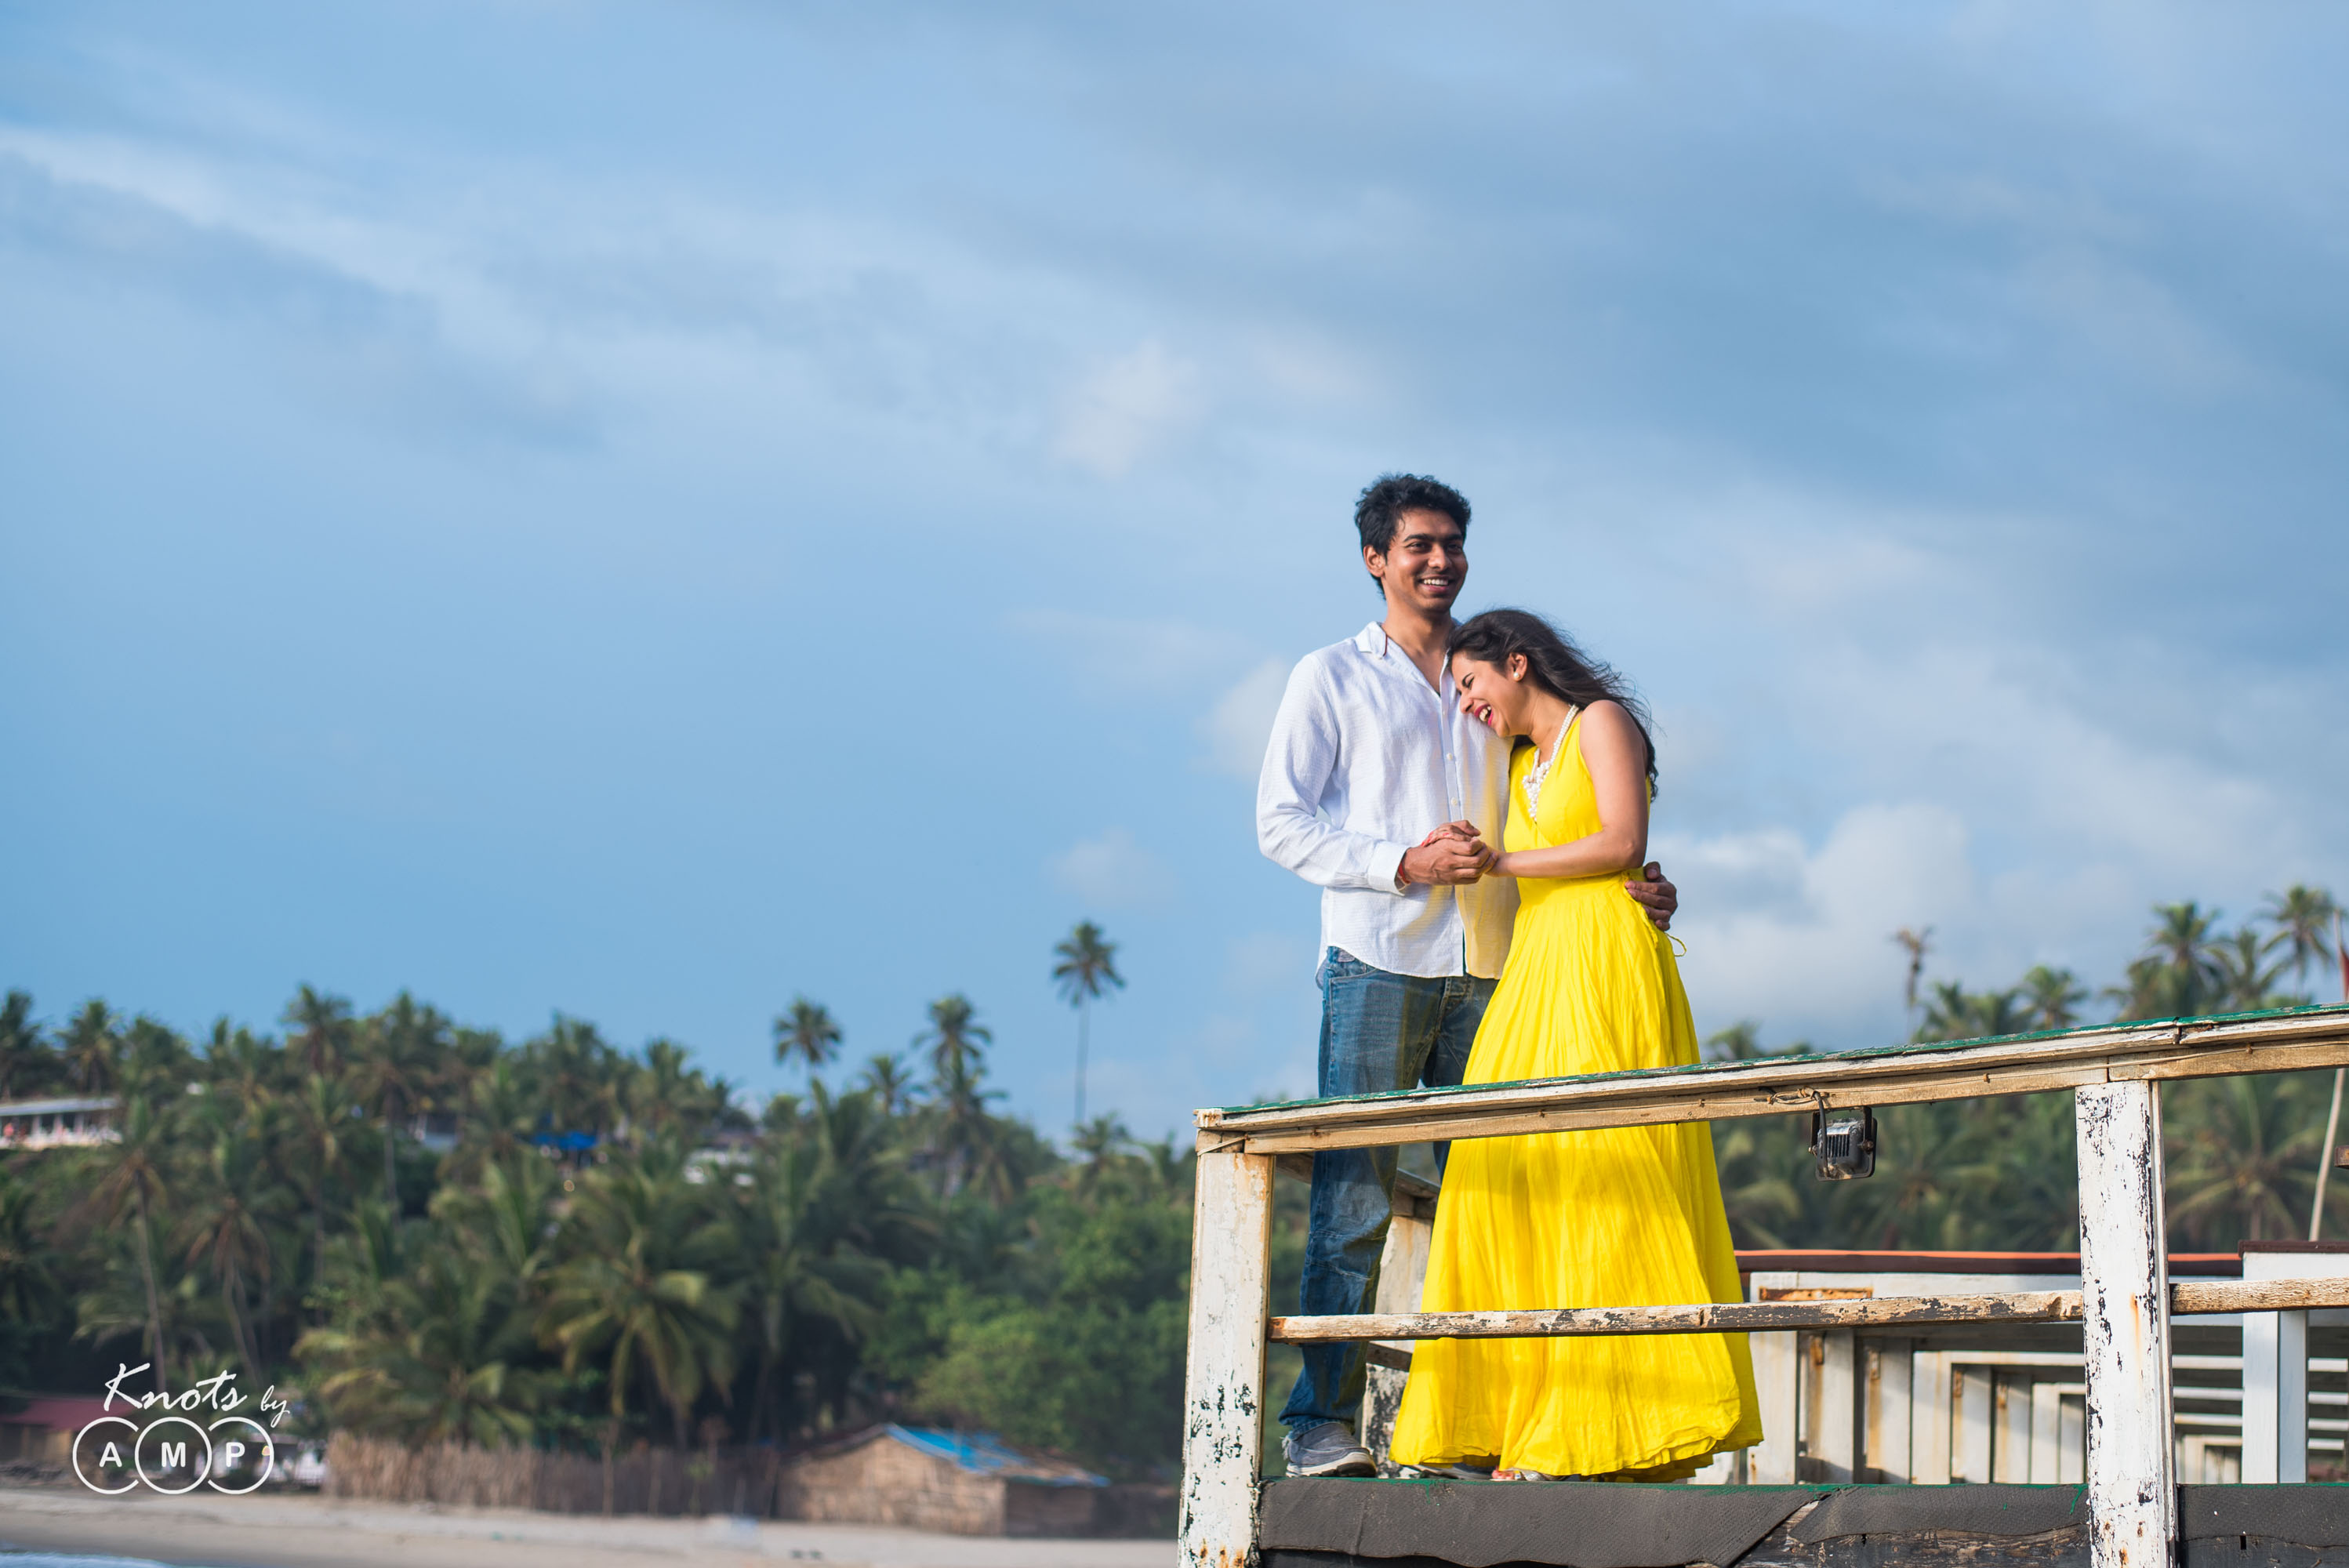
[1811,1105,1877,1180]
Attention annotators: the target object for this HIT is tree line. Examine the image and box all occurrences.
[1711,887,2347,1254]
[0,981,1186,1480]
[2,887,2340,1476]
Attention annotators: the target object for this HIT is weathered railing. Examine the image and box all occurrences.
[1178,1004,2349,1568]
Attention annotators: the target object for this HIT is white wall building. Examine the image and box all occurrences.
[0,1095,119,1149]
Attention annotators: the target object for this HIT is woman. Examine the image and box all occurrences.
[1388,608,1759,1482]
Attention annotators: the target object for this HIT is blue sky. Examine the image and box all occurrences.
[5,2,2346,1139]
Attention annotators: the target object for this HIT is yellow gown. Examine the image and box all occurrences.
[1388,713,1760,1480]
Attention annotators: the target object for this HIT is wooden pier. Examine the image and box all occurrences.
[1178,1004,2349,1568]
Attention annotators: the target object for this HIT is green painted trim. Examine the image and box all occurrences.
[1215,1003,2349,1116]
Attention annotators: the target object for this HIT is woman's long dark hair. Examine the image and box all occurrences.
[1446,608,1657,792]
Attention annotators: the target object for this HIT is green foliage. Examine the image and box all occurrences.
[915,1197,1187,1461]
[772,998,844,1076]
[1719,889,2347,1254]
[2,886,2339,1475]
[1,981,1195,1477]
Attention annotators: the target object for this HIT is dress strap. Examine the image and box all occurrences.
[1521,707,1580,820]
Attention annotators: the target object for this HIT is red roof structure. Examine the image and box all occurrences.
[0,1396,112,1431]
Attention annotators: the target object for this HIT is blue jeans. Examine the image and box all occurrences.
[1279,949,1496,1436]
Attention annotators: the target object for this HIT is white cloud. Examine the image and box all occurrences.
[1661,801,1978,1048]
[1050,826,1176,909]
[1051,339,1202,477]
[1199,657,1290,780]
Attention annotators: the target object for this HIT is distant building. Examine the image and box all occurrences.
[406,1111,461,1153]
[775,1424,1107,1537]
[0,1096,118,1150]
[0,1396,111,1465]
[684,1127,757,1183]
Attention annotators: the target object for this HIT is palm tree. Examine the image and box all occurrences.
[1971,989,2034,1038]
[119,1016,194,1093]
[1891,927,1933,1023]
[917,996,1004,1199]
[78,1092,175,1392]
[2166,1075,2325,1248]
[354,993,448,1203]
[2268,888,2349,1236]
[773,999,843,1078]
[282,985,355,1080]
[539,1150,742,1502]
[431,1155,562,1297]
[2214,928,2293,1012]
[175,1109,288,1377]
[917,994,991,1083]
[450,1057,538,1180]
[0,1171,60,1332]
[0,991,53,1100]
[1701,1021,1813,1062]
[526,1015,626,1142]
[735,1085,917,1439]
[628,1038,719,1142]
[2264,885,2343,992]
[929,1053,1010,1202]
[72,1234,223,1384]
[1915,982,1970,1043]
[1915,982,2031,1043]
[303,1245,550,1449]
[441,1025,503,1114]
[1708,1119,1805,1248]
[60,1000,122,1095]
[1052,922,1125,1129]
[321,1196,411,1313]
[1833,1102,1999,1250]
[287,1070,365,1304]
[204,1020,286,1120]
[2110,902,2227,1019]
[857,1053,920,1116]
[1071,1114,1134,1196]
[1975,1093,2082,1251]
[2020,966,2089,1032]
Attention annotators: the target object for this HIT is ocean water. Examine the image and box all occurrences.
[0,1556,186,1567]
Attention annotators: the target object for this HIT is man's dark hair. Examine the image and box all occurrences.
[1354,473,1470,558]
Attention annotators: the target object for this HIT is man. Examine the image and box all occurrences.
[1256,473,1679,1477]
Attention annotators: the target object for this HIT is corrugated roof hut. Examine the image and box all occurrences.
[775,1424,1107,1537]
[0,1396,111,1466]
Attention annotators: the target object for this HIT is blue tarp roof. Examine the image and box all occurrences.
[884,1425,1106,1486]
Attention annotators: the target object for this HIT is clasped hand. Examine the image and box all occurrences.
[1398,820,1493,885]
[1397,822,1679,931]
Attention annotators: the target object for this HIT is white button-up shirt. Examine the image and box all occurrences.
[1256,622,1518,980]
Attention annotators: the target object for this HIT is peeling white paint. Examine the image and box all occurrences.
[1178,1146,1272,1568]
[2075,1081,2177,1568]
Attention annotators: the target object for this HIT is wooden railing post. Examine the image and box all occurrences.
[1180,1139,1273,1568]
[2240,1246,2349,1483]
[1817,1330,1860,1483]
[1747,1329,1800,1483]
[2075,1081,2174,1568]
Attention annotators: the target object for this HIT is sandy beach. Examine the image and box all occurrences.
[0,1485,1173,1568]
